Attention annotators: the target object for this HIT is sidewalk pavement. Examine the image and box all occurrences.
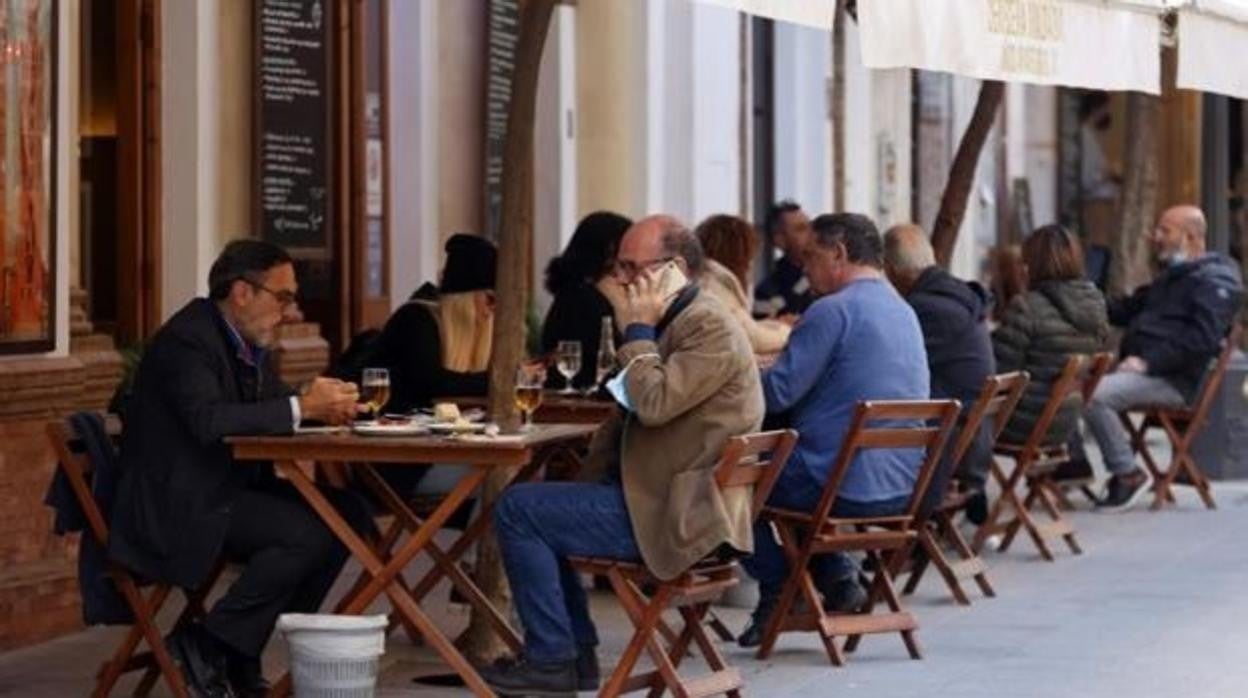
[4,470,1248,697]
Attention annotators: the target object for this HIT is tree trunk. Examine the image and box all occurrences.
[463,0,558,665]
[831,0,847,211]
[931,80,1004,268]
[1107,91,1159,298]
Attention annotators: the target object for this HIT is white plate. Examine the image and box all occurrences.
[427,421,489,434]
[351,422,430,437]
[295,425,350,435]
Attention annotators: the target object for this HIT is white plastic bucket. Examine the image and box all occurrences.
[277,613,388,698]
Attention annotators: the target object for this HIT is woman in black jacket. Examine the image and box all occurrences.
[993,225,1108,446]
[370,234,497,412]
[540,211,632,389]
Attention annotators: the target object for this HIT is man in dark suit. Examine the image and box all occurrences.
[110,240,367,698]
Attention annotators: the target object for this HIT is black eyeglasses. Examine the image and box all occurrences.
[612,256,674,279]
[246,279,298,308]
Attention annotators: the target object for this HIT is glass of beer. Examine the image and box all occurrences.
[360,368,391,420]
[514,364,546,431]
[555,340,582,394]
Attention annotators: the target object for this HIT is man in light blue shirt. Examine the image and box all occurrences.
[739,213,930,648]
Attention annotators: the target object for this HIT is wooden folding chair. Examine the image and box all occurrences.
[569,430,798,697]
[972,353,1111,561]
[1119,323,1242,511]
[46,417,222,698]
[756,401,960,665]
[1050,352,1115,508]
[903,372,1028,605]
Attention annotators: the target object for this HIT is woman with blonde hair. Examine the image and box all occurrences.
[370,233,497,412]
[695,214,791,354]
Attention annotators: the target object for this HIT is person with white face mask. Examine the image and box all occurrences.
[1083,205,1244,511]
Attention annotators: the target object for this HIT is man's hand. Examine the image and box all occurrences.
[597,276,629,322]
[619,270,667,329]
[298,377,362,425]
[1118,356,1149,374]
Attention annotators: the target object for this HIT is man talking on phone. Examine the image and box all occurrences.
[482,216,765,696]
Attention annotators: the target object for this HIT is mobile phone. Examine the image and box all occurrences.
[653,261,689,300]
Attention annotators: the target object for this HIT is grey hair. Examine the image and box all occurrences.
[883,224,936,273]
[660,222,705,276]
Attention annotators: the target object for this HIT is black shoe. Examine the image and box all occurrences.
[576,646,600,692]
[1052,458,1095,484]
[819,577,868,614]
[167,625,236,698]
[227,655,269,698]
[1098,469,1151,512]
[964,490,989,526]
[737,594,778,649]
[479,657,578,697]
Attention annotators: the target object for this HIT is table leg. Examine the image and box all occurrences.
[274,461,497,698]
[357,464,523,653]
[407,444,575,600]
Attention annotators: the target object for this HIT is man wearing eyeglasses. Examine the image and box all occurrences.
[483,216,765,696]
[110,239,371,698]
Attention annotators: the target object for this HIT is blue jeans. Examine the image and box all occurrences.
[493,482,641,663]
[741,464,911,599]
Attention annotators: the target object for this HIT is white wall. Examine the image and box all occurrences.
[162,0,219,317]
[387,0,439,308]
[690,4,741,220]
[870,68,912,229]
[769,20,911,227]
[947,76,1002,282]
[1024,85,1059,228]
[774,22,832,214]
[533,6,578,313]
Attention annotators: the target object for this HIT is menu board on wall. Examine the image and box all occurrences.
[484,0,521,242]
[255,0,332,251]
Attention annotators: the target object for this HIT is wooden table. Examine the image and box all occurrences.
[228,423,598,697]
[442,393,619,425]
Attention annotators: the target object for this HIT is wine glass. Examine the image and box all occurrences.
[360,368,390,420]
[555,340,582,395]
[514,364,546,431]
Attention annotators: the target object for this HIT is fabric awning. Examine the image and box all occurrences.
[859,0,1164,94]
[691,0,835,30]
[1171,0,1248,99]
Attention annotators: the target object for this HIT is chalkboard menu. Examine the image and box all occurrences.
[255,0,332,250]
[484,0,521,242]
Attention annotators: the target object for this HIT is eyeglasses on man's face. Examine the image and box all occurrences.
[611,256,674,279]
[246,279,298,309]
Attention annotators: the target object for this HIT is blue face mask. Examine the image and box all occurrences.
[605,369,634,412]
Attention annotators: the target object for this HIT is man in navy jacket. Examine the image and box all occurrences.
[884,224,996,519]
[1084,205,1243,511]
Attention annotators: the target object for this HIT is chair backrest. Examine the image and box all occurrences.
[46,415,123,550]
[713,429,799,523]
[810,400,961,523]
[1188,323,1243,426]
[948,371,1030,466]
[1079,352,1115,403]
[1017,354,1092,453]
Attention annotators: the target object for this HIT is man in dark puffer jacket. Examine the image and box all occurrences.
[885,225,996,521]
[1084,205,1244,511]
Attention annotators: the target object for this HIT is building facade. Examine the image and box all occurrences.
[2,0,1244,650]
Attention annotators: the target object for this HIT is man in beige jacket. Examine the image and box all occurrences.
[483,216,764,696]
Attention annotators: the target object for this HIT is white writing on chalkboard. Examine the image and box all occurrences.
[256,0,329,251]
